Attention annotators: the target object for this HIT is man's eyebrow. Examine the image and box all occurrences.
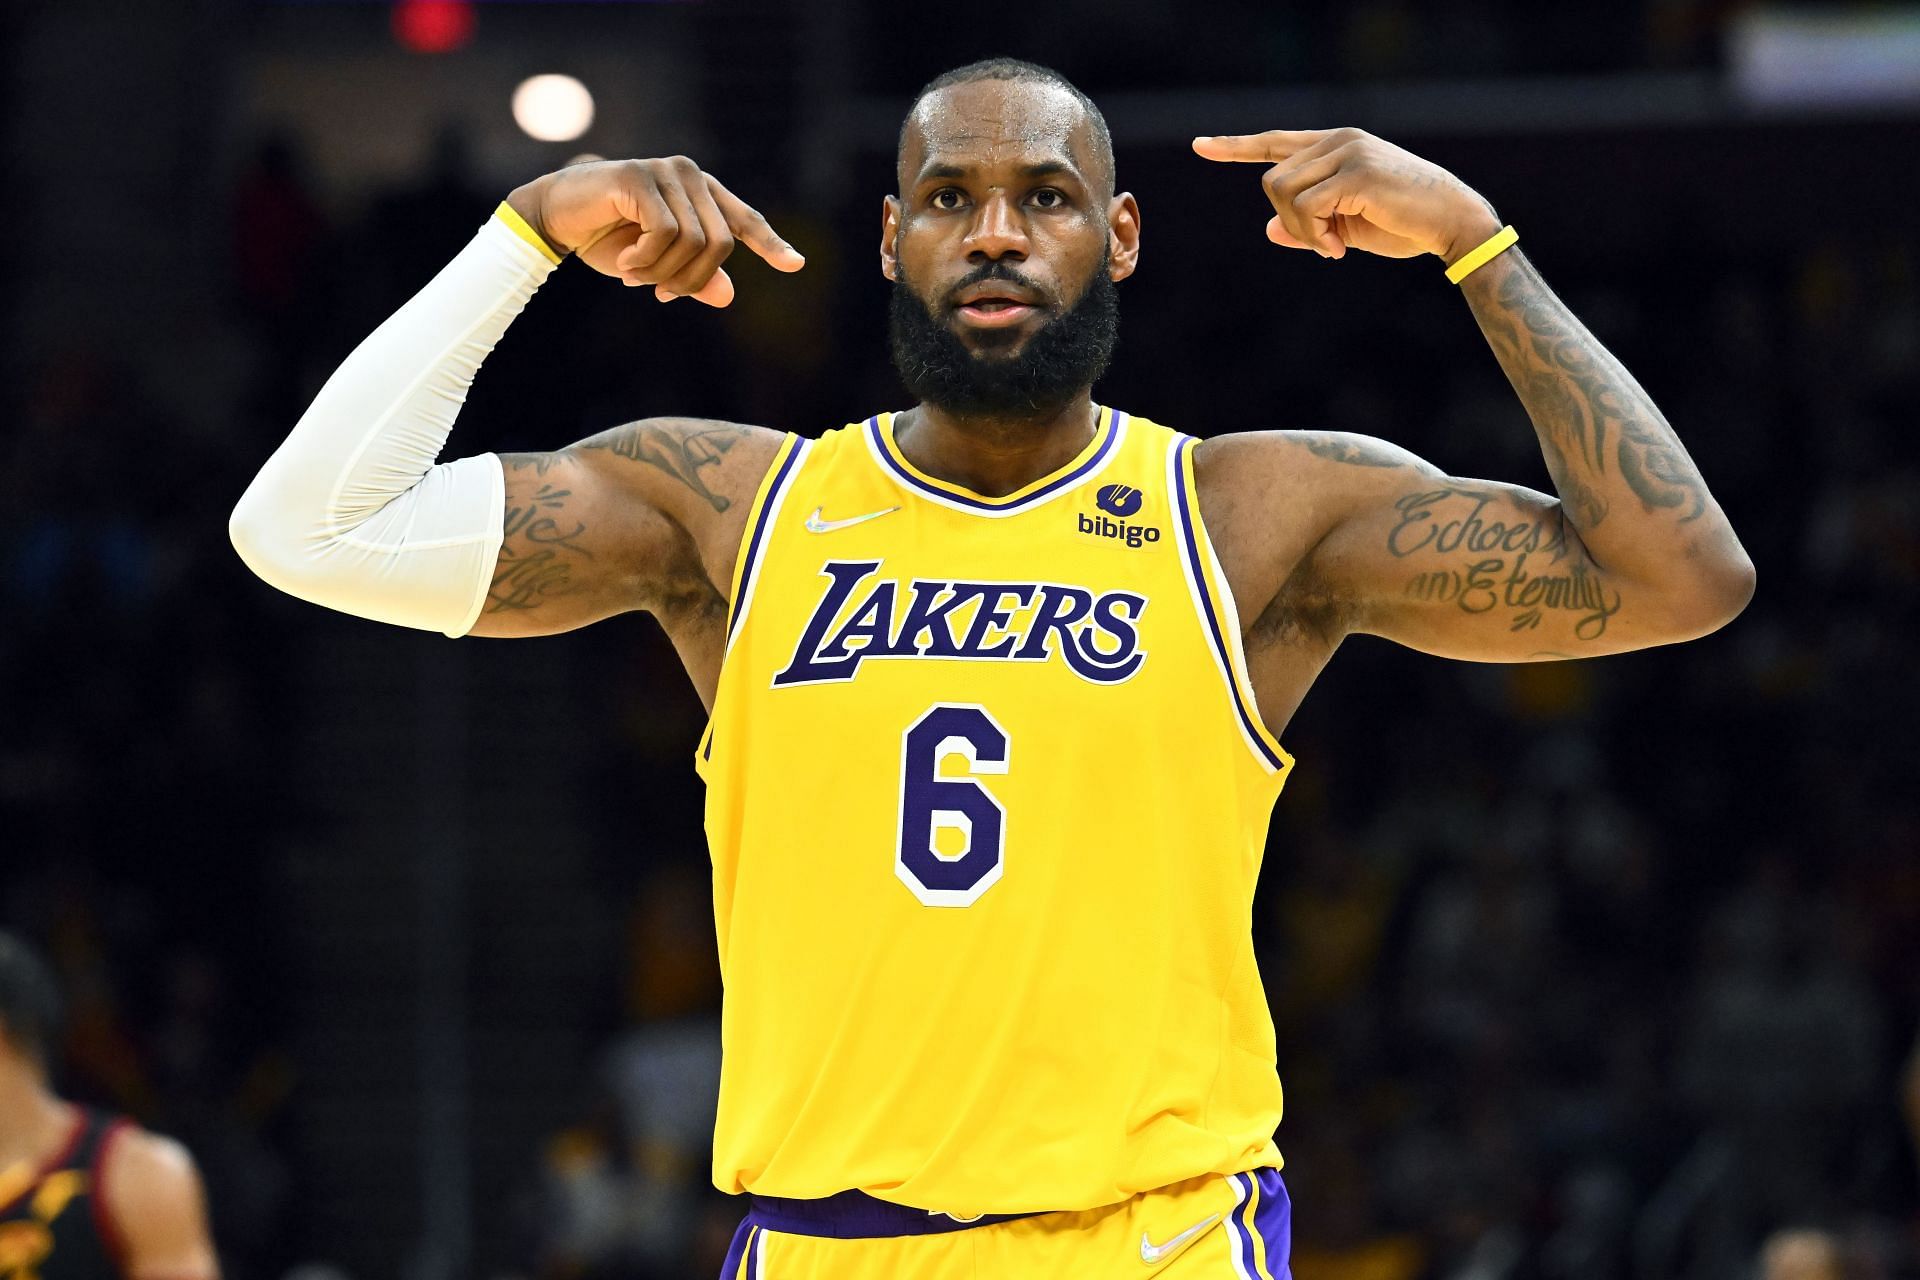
[915,159,1082,184]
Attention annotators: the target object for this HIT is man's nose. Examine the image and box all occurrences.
[963,192,1028,260]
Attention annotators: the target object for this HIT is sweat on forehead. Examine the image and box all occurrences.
[897,79,1115,199]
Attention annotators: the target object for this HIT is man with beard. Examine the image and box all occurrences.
[232,57,1752,1278]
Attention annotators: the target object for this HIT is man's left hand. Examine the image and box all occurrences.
[1193,128,1500,264]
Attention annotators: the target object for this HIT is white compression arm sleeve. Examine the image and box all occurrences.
[229,205,561,637]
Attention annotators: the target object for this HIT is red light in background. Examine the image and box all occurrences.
[393,0,475,55]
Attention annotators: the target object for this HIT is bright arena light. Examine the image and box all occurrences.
[512,75,595,143]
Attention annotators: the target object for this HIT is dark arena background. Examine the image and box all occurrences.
[3,2,1917,1277]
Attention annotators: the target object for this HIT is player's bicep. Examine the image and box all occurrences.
[467,449,670,635]
[1321,476,1644,661]
[468,418,782,638]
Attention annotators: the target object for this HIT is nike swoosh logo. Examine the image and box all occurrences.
[1140,1213,1221,1265]
[804,505,900,533]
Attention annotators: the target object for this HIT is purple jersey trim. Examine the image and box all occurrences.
[1171,436,1289,772]
[868,406,1119,512]
[726,436,808,648]
[705,435,808,766]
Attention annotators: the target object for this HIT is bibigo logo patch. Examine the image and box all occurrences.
[1081,483,1160,548]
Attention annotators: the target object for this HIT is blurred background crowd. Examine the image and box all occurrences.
[1,1,1916,1278]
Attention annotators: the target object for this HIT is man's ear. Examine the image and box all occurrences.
[1108,192,1142,281]
[880,195,902,282]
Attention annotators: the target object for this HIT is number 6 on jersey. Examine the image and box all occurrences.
[897,704,1009,907]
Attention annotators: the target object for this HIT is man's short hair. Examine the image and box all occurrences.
[0,931,63,1066]
[898,57,1115,201]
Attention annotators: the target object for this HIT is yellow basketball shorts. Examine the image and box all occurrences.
[718,1167,1291,1279]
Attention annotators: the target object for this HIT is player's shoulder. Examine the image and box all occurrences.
[99,1123,205,1206]
[574,415,790,490]
[1195,428,1444,505]
[552,417,795,552]
[1196,428,1437,475]
[94,1122,218,1275]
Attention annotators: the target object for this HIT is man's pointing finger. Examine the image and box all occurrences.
[1191,131,1331,163]
[705,174,806,272]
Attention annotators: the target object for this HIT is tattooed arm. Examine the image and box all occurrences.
[1325,244,1752,660]
[469,419,785,637]
[231,157,803,638]
[1201,424,1740,663]
[1453,243,1752,606]
[1194,127,1753,662]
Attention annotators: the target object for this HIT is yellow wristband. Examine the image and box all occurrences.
[1444,223,1518,284]
[493,199,564,265]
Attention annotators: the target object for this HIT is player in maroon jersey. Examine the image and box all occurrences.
[0,933,219,1280]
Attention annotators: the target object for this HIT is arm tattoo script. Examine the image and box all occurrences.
[488,547,574,612]
[502,482,589,553]
[584,420,743,513]
[1463,249,1708,527]
[487,460,594,614]
[1388,486,1622,640]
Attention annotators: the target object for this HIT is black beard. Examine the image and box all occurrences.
[888,254,1119,424]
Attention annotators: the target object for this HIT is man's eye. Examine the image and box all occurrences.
[1030,189,1065,208]
[931,190,964,210]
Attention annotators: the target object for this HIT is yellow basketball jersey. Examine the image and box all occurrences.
[696,405,1295,1217]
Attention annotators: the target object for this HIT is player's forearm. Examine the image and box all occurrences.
[228,206,558,636]
[1458,246,1754,626]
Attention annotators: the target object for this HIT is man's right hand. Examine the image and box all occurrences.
[506,157,806,306]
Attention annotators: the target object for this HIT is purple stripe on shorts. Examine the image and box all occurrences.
[716,1221,755,1280]
[1248,1168,1293,1279]
[1231,1172,1260,1276]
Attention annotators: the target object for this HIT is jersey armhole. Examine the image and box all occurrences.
[696,434,813,779]
[1166,434,1296,780]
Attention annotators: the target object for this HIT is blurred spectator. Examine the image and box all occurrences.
[521,870,722,1280]
[360,123,493,304]
[230,132,333,425]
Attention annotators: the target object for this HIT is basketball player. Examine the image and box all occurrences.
[0,933,220,1279]
[230,58,1752,1278]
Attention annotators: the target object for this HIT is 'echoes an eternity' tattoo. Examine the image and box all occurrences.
[1386,486,1620,639]
[1403,555,1622,639]
[1387,487,1570,562]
